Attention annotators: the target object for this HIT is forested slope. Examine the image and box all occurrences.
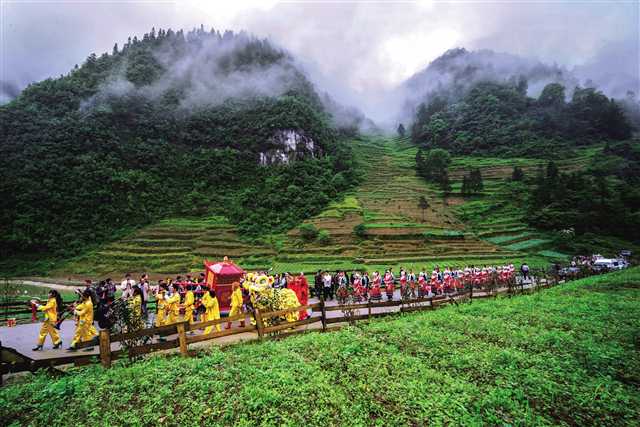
[408,49,640,252]
[0,27,357,260]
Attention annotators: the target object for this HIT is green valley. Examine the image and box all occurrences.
[47,134,630,279]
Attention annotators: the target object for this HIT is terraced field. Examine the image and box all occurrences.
[57,217,275,277]
[277,136,532,272]
[55,136,603,278]
[446,146,602,263]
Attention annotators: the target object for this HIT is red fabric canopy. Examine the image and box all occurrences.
[205,260,245,276]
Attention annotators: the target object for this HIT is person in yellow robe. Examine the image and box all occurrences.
[225,282,245,329]
[69,289,98,350]
[202,288,221,334]
[128,287,143,324]
[33,290,63,351]
[183,286,195,324]
[155,284,168,327]
[164,285,181,325]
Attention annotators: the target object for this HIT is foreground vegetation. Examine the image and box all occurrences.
[2,268,638,426]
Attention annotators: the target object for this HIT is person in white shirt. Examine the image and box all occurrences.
[120,273,136,300]
[322,272,333,301]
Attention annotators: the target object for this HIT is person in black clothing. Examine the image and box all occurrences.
[361,272,370,291]
[332,272,340,299]
[83,279,98,306]
[105,278,116,303]
[314,270,323,298]
[95,280,108,305]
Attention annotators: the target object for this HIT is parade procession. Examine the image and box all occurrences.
[26,257,313,351]
[24,256,521,352]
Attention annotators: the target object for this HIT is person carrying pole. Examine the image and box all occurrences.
[202,288,221,334]
[225,282,245,329]
[68,289,98,351]
[32,290,63,351]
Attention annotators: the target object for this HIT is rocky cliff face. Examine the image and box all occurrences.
[258,129,319,165]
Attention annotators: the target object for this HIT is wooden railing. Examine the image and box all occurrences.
[95,277,553,368]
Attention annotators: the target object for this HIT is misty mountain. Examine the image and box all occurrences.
[399,48,579,121]
[398,47,639,126]
[0,27,358,257]
[402,47,637,155]
[320,93,381,136]
[411,78,632,157]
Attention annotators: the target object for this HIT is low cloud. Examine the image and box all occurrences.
[397,48,581,123]
[3,1,638,126]
[0,80,21,103]
[82,32,302,113]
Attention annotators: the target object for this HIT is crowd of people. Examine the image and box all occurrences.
[313,264,517,302]
[31,263,518,351]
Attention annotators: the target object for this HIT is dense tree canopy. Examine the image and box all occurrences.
[461,168,483,195]
[527,141,640,243]
[411,80,633,156]
[416,148,450,182]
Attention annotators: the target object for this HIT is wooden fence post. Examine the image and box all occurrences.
[469,284,473,303]
[177,322,188,356]
[254,309,265,339]
[99,329,111,368]
[0,340,4,386]
[367,301,372,320]
[320,299,327,332]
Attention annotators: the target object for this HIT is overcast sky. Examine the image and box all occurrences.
[1,0,639,119]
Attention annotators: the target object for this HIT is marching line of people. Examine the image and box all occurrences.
[313,264,519,302]
[32,288,98,351]
[32,272,255,350]
[32,265,519,351]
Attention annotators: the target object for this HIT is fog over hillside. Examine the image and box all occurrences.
[2,1,638,130]
[80,30,306,113]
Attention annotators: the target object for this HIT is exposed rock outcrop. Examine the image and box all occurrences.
[258,129,319,165]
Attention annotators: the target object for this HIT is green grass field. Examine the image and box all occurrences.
[2,268,638,426]
[1,282,77,301]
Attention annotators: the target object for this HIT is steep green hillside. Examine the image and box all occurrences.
[0,27,357,265]
[33,132,640,279]
[3,269,639,426]
[54,135,564,278]
[410,70,639,252]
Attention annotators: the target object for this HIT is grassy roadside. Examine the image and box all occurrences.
[2,268,639,426]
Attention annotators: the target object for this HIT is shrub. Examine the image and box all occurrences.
[353,223,367,238]
[298,223,319,241]
[512,165,525,181]
[316,229,331,245]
